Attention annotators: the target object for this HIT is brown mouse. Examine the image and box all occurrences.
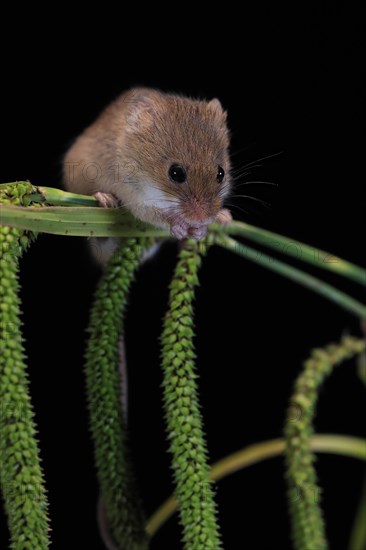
[63,88,232,245]
[63,89,233,547]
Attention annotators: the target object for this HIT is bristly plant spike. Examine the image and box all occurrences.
[1,182,365,549]
[85,237,153,550]
[284,336,365,550]
[0,182,50,549]
[161,238,221,550]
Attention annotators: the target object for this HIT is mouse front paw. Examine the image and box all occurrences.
[215,208,233,225]
[170,221,189,240]
[93,192,120,208]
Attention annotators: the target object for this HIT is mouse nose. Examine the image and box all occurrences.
[183,196,219,224]
[188,202,207,222]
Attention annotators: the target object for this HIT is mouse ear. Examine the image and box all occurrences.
[207,98,227,120]
[124,88,160,130]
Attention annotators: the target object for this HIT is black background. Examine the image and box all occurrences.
[1,4,365,549]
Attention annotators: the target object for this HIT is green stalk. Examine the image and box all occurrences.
[1,183,365,288]
[227,220,365,286]
[0,183,49,549]
[0,204,168,237]
[284,336,365,550]
[28,186,100,207]
[161,238,221,549]
[357,349,366,387]
[348,475,366,550]
[85,238,152,550]
[218,236,366,319]
[146,434,366,537]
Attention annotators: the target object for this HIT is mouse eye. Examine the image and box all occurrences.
[169,164,187,184]
[217,166,225,183]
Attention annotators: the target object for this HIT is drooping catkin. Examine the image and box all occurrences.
[161,239,221,549]
[85,238,153,550]
[284,336,365,550]
[0,182,49,549]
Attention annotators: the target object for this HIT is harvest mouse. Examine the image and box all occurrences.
[63,88,232,254]
[63,89,233,548]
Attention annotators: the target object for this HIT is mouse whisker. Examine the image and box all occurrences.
[160,208,183,226]
[231,168,252,178]
[239,151,283,170]
[122,180,185,204]
[223,202,250,216]
[145,182,188,203]
[218,185,232,201]
[233,180,278,187]
[231,151,282,183]
[185,178,195,200]
[229,194,271,208]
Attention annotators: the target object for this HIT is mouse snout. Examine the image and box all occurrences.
[187,201,208,223]
[181,196,220,225]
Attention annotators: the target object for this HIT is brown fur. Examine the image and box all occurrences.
[63,88,231,234]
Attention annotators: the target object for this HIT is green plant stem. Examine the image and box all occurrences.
[29,186,100,207]
[348,474,366,550]
[217,236,366,319]
[284,336,365,550]
[357,349,366,387]
[1,184,365,287]
[85,238,152,550]
[0,204,168,238]
[161,238,221,549]
[146,434,366,537]
[227,220,365,286]
[0,182,49,549]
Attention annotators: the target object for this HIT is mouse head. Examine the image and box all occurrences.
[121,88,231,238]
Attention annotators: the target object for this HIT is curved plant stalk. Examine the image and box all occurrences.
[2,202,365,319]
[227,220,365,286]
[348,475,366,550]
[0,204,168,238]
[1,182,364,286]
[1,183,365,287]
[146,434,366,537]
[348,347,366,550]
[217,236,366,319]
[85,238,153,550]
[26,186,100,207]
[0,182,49,549]
[357,348,366,387]
[284,336,365,550]
[161,238,221,549]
